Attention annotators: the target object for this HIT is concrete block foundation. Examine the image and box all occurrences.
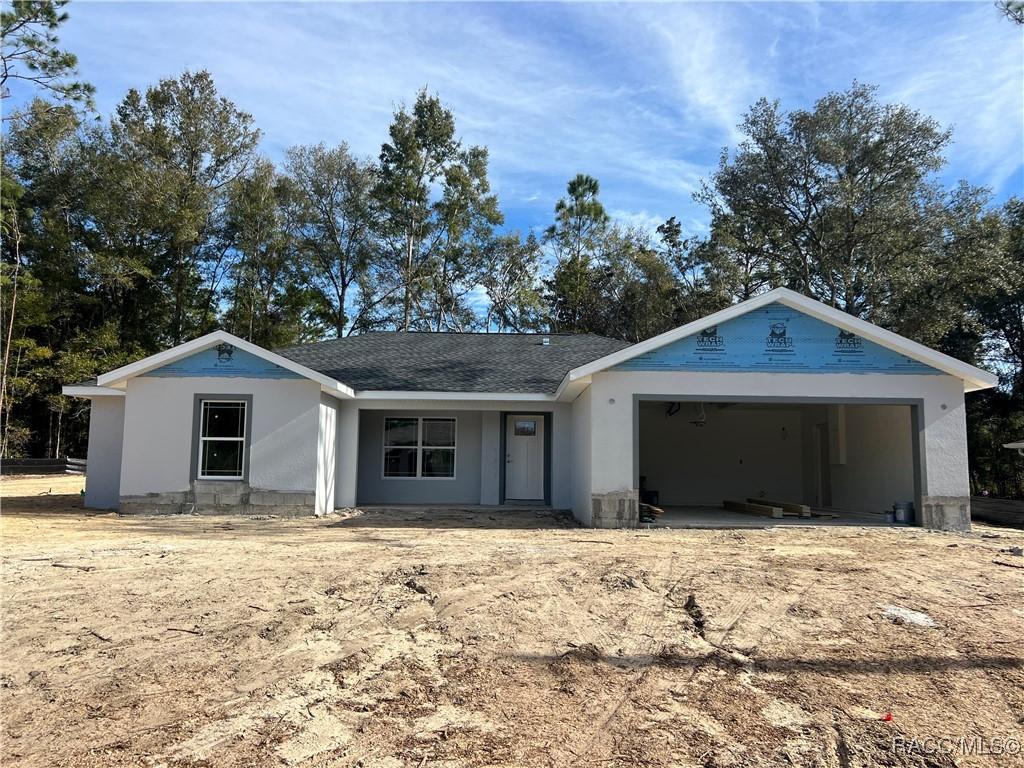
[591,490,639,528]
[119,481,315,517]
[920,496,971,533]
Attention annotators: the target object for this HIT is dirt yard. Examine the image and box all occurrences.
[2,475,1023,767]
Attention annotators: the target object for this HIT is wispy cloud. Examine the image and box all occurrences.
[15,0,1020,238]
[609,209,668,237]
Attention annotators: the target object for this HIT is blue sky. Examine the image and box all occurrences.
[9,1,1023,238]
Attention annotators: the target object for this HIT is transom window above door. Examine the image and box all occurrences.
[198,400,246,479]
[383,417,456,479]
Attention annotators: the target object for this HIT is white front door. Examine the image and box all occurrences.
[506,414,544,501]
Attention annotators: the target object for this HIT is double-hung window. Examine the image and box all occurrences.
[198,400,247,480]
[383,417,455,479]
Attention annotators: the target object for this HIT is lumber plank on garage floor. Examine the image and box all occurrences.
[748,498,812,518]
[724,500,784,519]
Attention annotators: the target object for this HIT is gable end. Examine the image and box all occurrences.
[141,344,303,379]
[612,302,942,376]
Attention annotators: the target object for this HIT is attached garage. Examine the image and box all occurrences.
[636,400,919,525]
[567,288,997,531]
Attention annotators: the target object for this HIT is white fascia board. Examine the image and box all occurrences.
[554,373,589,402]
[62,385,126,398]
[566,287,998,393]
[771,291,997,392]
[321,383,355,400]
[354,390,557,402]
[95,330,355,397]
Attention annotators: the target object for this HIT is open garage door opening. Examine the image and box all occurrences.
[637,399,921,527]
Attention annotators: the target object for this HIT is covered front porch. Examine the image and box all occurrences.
[334,402,574,510]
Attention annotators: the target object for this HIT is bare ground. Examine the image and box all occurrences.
[2,474,1023,767]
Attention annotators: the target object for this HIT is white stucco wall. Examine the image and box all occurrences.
[586,370,969,513]
[480,412,501,505]
[316,394,338,515]
[84,395,125,509]
[827,405,915,514]
[549,402,573,509]
[571,386,593,524]
[119,376,322,496]
[336,400,360,508]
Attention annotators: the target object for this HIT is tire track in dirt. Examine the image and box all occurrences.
[563,551,683,766]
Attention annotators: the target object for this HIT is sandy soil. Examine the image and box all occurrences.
[2,474,1023,767]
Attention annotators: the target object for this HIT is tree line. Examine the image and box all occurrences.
[2,2,1021,497]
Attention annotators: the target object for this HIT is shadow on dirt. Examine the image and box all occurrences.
[513,648,1024,675]
[328,507,578,530]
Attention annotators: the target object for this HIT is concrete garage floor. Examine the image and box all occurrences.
[652,505,907,529]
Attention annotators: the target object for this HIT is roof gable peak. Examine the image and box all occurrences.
[567,289,997,392]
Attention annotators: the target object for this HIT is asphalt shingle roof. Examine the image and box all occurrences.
[276,332,632,394]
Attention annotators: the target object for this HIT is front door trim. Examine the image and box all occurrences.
[499,411,552,505]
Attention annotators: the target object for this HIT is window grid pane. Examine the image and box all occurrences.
[382,417,456,478]
[384,448,418,477]
[201,439,243,477]
[514,420,536,436]
[199,400,246,479]
[422,419,455,447]
[421,448,455,478]
[202,401,245,438]
[384,418,419,447]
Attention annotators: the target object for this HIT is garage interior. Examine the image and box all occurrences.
[637,399,920,527]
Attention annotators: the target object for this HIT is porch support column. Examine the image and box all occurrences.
[919,383,972,532]
[588,376,639,528]
[336,401,359,508]
[480,411,500,505]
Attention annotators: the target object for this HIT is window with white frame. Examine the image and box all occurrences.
[198,400,247,479]
[383,417,456,478]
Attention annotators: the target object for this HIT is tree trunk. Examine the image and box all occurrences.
[403,233,414,331]
[173,245,185,344]
[0,208,22,418]
[55,408,63,458]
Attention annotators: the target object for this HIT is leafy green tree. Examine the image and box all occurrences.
[480,233,544,332]
[373,89,502,331]
[656,216,732,324]
[975,198,1024,384]
[696,82,1001,347]
[543,174,610,333]
[590,227,679,342]
[284,142,377,337]
[1,0,94,121]
[222,159,306,347]
[1,100,83,456]
[110,70,261,343]
[964,198,1024,497]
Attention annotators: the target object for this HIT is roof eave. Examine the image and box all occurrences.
[354,390,557,402]
[62,385,126,398]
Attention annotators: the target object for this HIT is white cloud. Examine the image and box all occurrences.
[609,209,667,236]
[32,0,1022,243]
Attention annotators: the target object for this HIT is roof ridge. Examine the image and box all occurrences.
[275,330,629,353]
